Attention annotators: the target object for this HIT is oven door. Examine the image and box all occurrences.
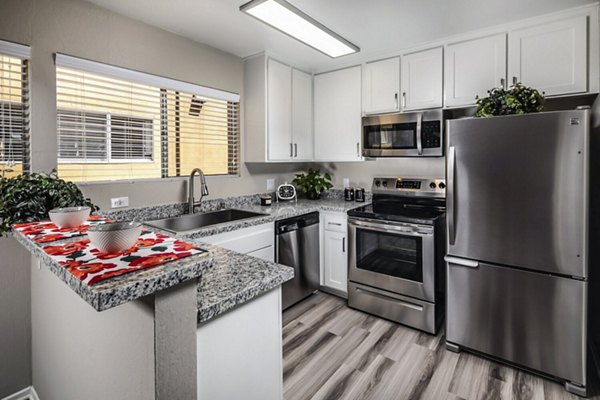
[348,218,435,302]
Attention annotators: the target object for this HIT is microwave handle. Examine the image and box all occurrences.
[416,113,423,155]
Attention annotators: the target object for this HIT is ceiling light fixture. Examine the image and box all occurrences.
[239,0,359,58]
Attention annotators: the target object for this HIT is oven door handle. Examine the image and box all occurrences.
[349,219,432,236]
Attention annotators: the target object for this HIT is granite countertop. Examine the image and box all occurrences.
[102,192,368,323]
[12,192,367,320]
[12,230,214,311]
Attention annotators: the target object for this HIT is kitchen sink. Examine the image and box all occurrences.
[145,209,268,233]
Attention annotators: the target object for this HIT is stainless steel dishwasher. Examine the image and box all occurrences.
[276,212,320,310]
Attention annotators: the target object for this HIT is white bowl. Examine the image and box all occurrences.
[87,221,142,253]
[48,206,91,228]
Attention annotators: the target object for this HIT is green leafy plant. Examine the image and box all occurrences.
[0,170,98,234]
[475,83,545,117]
[292,168,333,200]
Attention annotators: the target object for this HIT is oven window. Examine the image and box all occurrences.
[356,228,423,282]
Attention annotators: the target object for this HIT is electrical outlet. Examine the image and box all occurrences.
[343,178,350,188]
[266,178,275,191]
[110,196,129,209]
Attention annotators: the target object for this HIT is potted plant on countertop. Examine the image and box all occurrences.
[0,170,98,235]
[292,168,333,200]
[475,82,545,117]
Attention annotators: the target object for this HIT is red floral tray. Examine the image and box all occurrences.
[42,231,205,285]
[13,215,112,243]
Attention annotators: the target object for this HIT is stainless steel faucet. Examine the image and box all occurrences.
[188,168,209,214]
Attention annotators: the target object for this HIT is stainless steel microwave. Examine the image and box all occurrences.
[361,110,444,157]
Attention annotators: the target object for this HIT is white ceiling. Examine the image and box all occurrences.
[86,0,596,72]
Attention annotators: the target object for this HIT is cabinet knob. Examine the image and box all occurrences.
[289,143,293,158]
[294,143,298,158]
[402,92,407,108]
[500,78,506,89]
[512,76,518,86]
[394,92,399,109]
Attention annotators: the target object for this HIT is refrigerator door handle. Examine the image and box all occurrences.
[444,255,479,268]
[448,146,456,245]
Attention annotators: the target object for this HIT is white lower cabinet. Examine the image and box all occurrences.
[199,223,274,261]
[197,287,282,400]
[320,212,348,295]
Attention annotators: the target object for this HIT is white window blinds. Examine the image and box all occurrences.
[0,40,30,178]
[55,55,240,183]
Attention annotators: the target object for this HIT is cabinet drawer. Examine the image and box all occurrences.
[201,223,274,254]
[323,215,347,233]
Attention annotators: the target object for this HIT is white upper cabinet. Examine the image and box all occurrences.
[314,66,362,162]
[445,34,507,107]
[267,58,292,161]
[508,16,587,96]
[292,69,313,161]
[364,57,400,114]
[401,47,443,111]
[244,55,314,162]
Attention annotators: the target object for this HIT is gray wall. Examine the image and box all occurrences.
[0,238,31,397]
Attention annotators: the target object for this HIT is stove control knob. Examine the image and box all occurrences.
[382,181,388,187]
[439,182,446,189]
[429,182,437,189]
[375,180,381,187]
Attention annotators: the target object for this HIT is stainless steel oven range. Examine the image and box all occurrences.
[347,177,446,334]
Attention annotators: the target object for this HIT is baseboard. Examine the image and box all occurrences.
[1,386,40,400]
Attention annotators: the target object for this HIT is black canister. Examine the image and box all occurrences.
[355,187,365,202]
[344,187,355,201]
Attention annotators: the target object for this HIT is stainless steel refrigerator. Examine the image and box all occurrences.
[445,109,589,397]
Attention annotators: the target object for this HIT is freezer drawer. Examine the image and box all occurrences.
[348,282,439,334]
[447,259,587,386]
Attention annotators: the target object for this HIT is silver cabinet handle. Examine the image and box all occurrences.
[444,256,479,268]
[512,76,518,86]
[328,222,342,226]
[356,142,360,158]
[500,78,505,89]
[342,237,345,253]
[294,143,297,158]
[289,143,293,158]
[402,92,406,108]
[447,146,456,245]
[416,113,423,156]
[394,92,399,109]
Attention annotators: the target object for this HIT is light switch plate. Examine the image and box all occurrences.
[110,197,129,209]
[343,178,350,188]
[266,178,275,191]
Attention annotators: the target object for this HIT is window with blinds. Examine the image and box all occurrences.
[56,65,240,183]
[0,53,29,178]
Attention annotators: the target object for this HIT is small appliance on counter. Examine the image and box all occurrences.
[347,177,446,334]
[276,182,297,202]
[344,187,355,201]
[354,188,365,202]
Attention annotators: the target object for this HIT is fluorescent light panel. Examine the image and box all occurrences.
[240,0,359,58]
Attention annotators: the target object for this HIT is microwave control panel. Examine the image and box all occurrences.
[422,121,441,149]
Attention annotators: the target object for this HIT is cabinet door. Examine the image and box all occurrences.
[267,58,292,161]
[445,34,507,107]
[508,16,587,96]
[401,47,443,110]
[314,66,362,161]
[323,230,348,294]
[292,69,313,161]
[364,57,400,114]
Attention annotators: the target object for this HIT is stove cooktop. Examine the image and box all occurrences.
[348,203,445,226]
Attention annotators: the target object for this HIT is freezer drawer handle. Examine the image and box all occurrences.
[444,256,479,268]
[355,287,424,311]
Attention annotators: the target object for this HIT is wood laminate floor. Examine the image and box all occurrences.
[282,292,600,400]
